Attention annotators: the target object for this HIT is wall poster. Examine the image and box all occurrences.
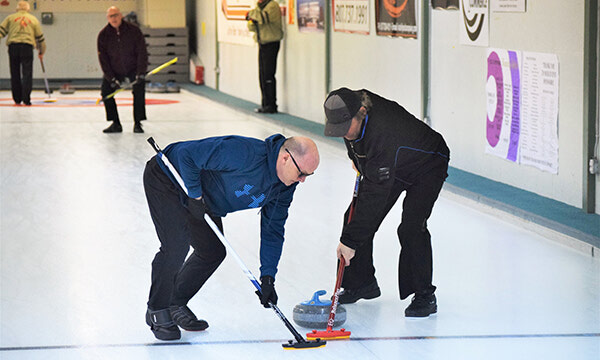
[375,0,417,38]
[297,0,325,33]
[491,0,526,12]
[333,0,370,34]
[486,48,522,162]
[485,48,560,174]
[520,52,559,174]
[218,0,255,46]
[459,0,488,46]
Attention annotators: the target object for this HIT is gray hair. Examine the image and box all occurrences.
[355,91,372,121]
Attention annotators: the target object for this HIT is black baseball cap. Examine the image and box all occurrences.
[323,87,361,137]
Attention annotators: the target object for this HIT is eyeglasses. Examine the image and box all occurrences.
[285,148,314,178]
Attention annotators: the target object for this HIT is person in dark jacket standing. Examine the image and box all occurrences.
[0,1,46,106]
[97,6,148,133]
[247,0,283,114]
[323,88,450,318]
[143,134,320,340]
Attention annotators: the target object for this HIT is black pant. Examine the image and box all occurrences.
[341,164,448,300]
[258,41,280,110]
[143,156,226,310]
[8,43,34,105]
[101,73,146,122]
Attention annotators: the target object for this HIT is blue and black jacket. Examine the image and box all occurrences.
[157,134,297,279]
[341,90,450,249]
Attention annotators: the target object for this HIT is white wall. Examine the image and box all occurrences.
[330,5,422,119]
[0,12,107,79]
[2,1,596,213]
[195,0,217,87]
[430,1,586,208]
[195,0,595,213]
[280,25,327,122]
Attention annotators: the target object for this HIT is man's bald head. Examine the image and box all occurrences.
[276,137,320,186]
[107,6,123,29]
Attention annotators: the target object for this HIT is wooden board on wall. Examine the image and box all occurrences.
[139,0,185,28]
[25,0,137,13]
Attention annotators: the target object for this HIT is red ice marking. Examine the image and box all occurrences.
[0,98,179,107]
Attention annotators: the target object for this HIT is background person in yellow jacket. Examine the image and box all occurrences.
[247,0,283,114]
[0,1,46,106]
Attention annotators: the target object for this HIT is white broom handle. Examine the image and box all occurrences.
[203,214,262,291]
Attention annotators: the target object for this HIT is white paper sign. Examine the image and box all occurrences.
[492,0,526,12]
[459,0,489,47]
[333,0,370,34]
[520,52,559,174]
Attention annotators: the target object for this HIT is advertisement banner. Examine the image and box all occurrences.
[297,0,325,33]
[375,0,417,38]
[333,0,370,35]
[459,0,488,46]
[218,0,255,46]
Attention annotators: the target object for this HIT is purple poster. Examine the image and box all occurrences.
[486,48,522,162]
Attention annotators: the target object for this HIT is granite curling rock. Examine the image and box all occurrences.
[292,290,346,329]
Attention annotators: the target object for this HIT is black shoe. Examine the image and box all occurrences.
[146,308,181,340]
[133,122,144,133]
[254,106,277,114]
[405,294,437,318]
[170,305,209,331]
[103,122,122,133]
[23,101,31,106]
[338,280,381,304]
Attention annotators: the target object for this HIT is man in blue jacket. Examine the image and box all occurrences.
[143,134,320,340]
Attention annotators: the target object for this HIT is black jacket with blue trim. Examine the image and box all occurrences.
[341,89,450,250]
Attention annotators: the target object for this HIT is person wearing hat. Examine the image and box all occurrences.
[323,88,450,318]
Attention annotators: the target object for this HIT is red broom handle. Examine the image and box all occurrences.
[326,256,346,331]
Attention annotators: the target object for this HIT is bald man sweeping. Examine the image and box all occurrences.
[143,134,320,340]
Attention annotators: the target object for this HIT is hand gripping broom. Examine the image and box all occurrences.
[96,57,178,105]
[306,172,361,340]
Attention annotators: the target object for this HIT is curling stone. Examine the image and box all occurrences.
[59,83,75,94]
[292,290,346,329]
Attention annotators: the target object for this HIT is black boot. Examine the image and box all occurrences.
[170,305,209,331]
[254,106,277,114]
[146,308,181,340]
[404,293,437,318]
[103,121,122,133]
[338,280,381,304]
[133,122,144,133]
